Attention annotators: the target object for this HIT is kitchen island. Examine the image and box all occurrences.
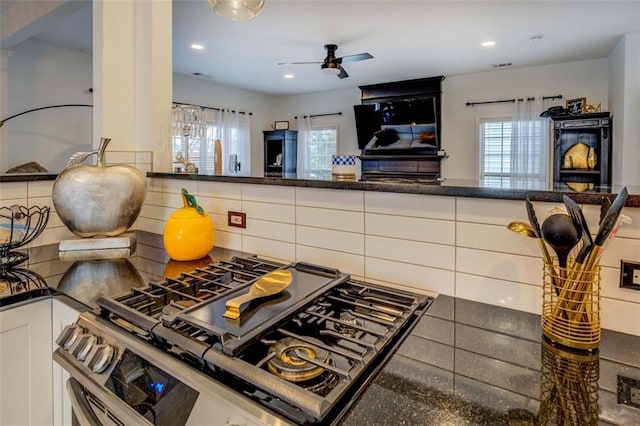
[5,232,640,425]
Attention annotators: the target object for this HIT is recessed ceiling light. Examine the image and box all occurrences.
[191,43,205,50]
[284,73,294,79]
[529,34,544,42]
[481,41,496,47]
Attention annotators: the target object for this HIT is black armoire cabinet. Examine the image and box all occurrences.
[264,130,297,177]
[552,112,611,187]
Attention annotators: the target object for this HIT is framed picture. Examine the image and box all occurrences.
[274,121,289,130]
[565,97,586,114]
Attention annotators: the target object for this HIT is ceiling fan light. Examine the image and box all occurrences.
[209,0,265,21]
[321,62,340,75]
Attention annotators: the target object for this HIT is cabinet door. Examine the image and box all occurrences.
[51,298,82,426]
[0,298,54,426]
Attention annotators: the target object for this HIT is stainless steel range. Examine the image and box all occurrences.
[54,255,432,425]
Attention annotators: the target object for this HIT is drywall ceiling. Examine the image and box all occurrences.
[5,0,640,96]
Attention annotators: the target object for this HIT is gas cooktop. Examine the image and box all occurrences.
[54,255,433,425]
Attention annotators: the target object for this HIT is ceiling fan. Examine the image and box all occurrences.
[278,44,373,79]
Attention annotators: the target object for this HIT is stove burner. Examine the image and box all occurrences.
[267,337,330,382]
[334,311,363,336]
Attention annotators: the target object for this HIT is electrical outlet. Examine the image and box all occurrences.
[228,211,246,228]
[618,375,640,408]
[620,260,640,290]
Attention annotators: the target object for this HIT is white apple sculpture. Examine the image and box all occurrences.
[52,137,147,237]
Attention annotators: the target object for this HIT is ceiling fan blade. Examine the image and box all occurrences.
[337,65,349,79]
[339,53,373,63]
[277,61,323,66]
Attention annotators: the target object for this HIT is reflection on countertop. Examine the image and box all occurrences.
[342,295,640,425]
[19,231,245,309]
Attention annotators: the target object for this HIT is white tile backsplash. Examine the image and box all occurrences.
[366,213,455,245]
[457,197,538,226]
[199,196,242,216]
[164,179,197,195]
[245,218,295,243]
[365,257,455,296]
[242,184,295,204]
[0,182,27,200]
[456,247,541,286]
[199,181,242,200]
[456,222,540,257]
[242,235,295,263]
[27,181,53,198]
[297,225,364,255]
[244,200,295,223]
[296,245,364,278]
[366,192,455,220]
[297,206,364,233]
[601,298,640,336]
[215,230,242,251]
[16,175,634,337]
[367,235,455,270]
[455,272,542,314]
[296,187,364,211]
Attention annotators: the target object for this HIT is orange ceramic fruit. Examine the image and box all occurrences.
[163,189,215,261]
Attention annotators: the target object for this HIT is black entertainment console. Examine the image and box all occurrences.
[354,76,447,180]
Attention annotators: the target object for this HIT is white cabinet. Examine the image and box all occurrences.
[0,298,54,426]
[52,298,82,426]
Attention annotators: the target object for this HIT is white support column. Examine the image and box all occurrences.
[0,50,13,172]
[93,0,172,171]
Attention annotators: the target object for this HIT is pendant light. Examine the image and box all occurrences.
[208,0,265,21]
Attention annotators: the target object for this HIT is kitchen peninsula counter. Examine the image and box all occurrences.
[147,172,640,207]
[3,172,639,206]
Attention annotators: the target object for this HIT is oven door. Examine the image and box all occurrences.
[66,370,155,426]
[67,377,148,426]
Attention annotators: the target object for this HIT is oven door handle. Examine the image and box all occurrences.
[67,377,103,426]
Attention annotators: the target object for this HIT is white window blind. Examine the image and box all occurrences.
[480,120,512,178]
[479,117,545,185]
[307,126,337,173]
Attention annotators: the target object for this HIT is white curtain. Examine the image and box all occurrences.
[214,109,251,176]
[296,115,312,175]
[510,97,549,180]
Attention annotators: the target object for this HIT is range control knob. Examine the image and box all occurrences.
[85,344,115,374]
[70,334,99,362]
[56,324,84,350]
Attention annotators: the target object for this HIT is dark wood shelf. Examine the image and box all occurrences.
[264,130,297,177]
[552,113,611,186]
[559,169,601,175]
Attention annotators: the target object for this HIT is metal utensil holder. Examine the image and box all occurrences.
[538,337,599,426]
[541,258,601,350]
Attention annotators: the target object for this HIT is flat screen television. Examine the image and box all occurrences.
[354,96,440,151]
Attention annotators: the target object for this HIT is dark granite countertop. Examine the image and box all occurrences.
[3,171,639,206]
[148,172,640,207]
[0,173,58,182]
[6,231,640,425]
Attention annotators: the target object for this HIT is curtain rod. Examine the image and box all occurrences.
[173,101,252,116]
[465,95,563,107]
[294,112,343,119]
